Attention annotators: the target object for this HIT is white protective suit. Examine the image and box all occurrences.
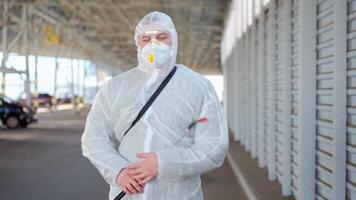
[81,11,229,200]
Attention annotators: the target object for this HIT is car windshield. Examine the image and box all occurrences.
[0,94,14,103]
[39,94,50,98]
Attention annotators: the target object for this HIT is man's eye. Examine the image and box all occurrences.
[157,34,168,40]
[141,37,150,42]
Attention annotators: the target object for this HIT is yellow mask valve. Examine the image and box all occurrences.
[148,53,155,64]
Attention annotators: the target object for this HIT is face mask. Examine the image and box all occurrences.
[140,41,173,68]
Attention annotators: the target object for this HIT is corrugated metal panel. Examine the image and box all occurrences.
[251,20,258,158]
[267,0,277,180]
[291,0,300,197]
[236,40,241,142]
[264,7,271,175]
[262,9,269,168]
[275,0,285,184]
[256,18,264,164]
[257,9,267,168]
[227,55,235,134]
[237,38,242,144]
[247,27,252,153]
[228,49,236,139]
[232,46,239,140]
[245,31,250,149]
[225,56,232,130]
[316,0,334,199]
[347,0,356,199]
[245,29,250,151]
[242,33,248,148]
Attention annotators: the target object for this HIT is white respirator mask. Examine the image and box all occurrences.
[140,41,173,68]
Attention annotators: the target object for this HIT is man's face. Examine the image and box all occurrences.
[138,30,172,49]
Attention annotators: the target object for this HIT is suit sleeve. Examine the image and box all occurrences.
[81,84,129,186]
[155,81,229,181]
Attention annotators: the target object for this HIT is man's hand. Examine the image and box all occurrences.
[116,168,144,194]
[127,152,159,185]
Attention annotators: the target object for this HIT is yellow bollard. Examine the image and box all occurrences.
[33,99,39,111]
[51,97,57,112]
[75,96,81,113]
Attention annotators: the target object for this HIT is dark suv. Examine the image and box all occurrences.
[0,94,37,129]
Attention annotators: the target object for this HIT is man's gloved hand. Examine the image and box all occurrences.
[116,168,144,194]
[127,152,159,185]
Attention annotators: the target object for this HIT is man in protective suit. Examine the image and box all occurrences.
[81,11,229,200]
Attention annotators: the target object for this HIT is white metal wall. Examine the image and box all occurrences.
[221,0,348,199]
[275,0,285,186]
[266,0,277,182]
[252,17,258,159]
[260,8,268,168]
[257,8,266,168]
[347,0,356,199]
[291,0,300,197]
[316,0,334,198]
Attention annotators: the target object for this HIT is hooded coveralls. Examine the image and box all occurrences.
[81,11,229,200]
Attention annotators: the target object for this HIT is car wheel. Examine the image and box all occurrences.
[6,116,19,129]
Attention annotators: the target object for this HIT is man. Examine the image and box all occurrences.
[81,11,229,200]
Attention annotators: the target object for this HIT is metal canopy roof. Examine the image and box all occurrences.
[1,0,228,75]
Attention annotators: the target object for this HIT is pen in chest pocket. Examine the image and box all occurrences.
[188,117,208,129]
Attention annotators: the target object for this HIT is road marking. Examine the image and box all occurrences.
[227,152,258,200]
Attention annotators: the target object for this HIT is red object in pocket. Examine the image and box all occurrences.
[198,117,208,123]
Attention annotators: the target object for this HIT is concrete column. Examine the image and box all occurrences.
[1,0,9,94]
[22,4,31,107]
[70,59,77,113]
[82,60,87,102]
[34,56,38,94]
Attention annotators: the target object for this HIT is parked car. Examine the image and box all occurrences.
[35,93,54,107]
[0,94,37,129]
[18,93,54,108]
[57,93,84,105]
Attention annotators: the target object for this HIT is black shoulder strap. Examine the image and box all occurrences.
[123,66,177,137]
